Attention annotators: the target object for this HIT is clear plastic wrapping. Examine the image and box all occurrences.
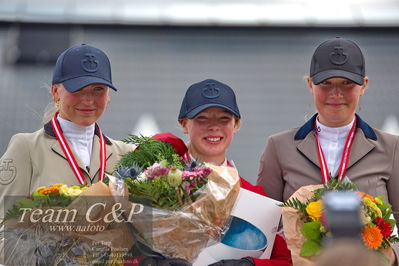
[109,163,240,262]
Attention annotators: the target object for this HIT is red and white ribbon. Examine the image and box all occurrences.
[315,117,357,184]
[51,113,106,184]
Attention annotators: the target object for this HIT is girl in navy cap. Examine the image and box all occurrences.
[256,38,398,264]
[0,44,132,219]
[179,79,292,266]
[145,79,292,266]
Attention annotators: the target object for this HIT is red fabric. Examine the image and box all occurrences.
[152,132,188,156]
[239,178,292,266]
[240,177,267,196]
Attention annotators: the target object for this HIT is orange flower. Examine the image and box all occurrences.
[40,186,60,195]
[362,224,383,250]
[358,192,374,202]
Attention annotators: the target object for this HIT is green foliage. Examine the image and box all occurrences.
[280,198,308,213]
[301,221,322,241]
[3,194,76,221]
[119,135,184,170]
[124,177,190,210]
[300,221,323,256]
[300,239,321,257]
[312,177,357,201]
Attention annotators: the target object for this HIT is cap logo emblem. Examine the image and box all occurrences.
[201,83,220,99]
[329,46,348,65]
[81,53,99,73]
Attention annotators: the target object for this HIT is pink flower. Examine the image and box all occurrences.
[145,163,169,179]
[182,181,192,194]
[182,171,199,180]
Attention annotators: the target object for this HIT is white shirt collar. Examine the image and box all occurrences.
[316,118,355,140]
[315,117,355,177]
[57,115,95,167]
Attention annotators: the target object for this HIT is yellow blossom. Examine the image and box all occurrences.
[306,200,323,221]
[35,186,46,193]
[374,197,383,205]
[370,202,382,217]
[363,197,373,206]
[58,184,86,197]
[363,197,382,218]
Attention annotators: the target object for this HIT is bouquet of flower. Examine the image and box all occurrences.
[2,182,134,265]
[109,134,240,262]
[281,178,399,265]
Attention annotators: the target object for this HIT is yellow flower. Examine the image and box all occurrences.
[362,224,383,250]
[306,200,323,221]
[68,188,83,196]
[58,184,87,197]
[35,186,46,193]
[59,185,69,195]
[374,197,383,205]
[363,198,382,217]
[363,197,373,206]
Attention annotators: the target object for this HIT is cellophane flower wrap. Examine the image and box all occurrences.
[1,182,134,265]
[281,178,399,266]
[109,134,240,262]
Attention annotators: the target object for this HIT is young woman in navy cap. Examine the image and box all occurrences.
[144,79,292,266]
[256,38,398,264]
[0,44,132,219]
[179,79,293,266]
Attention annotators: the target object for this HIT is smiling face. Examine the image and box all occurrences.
[307,77,368,127]
[51,83,110,126]
[179,107,239,165]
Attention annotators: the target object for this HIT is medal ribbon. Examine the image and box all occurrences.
[51,113,106,185]
[314,116,357,184]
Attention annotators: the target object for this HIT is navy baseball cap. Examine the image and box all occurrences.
[310,37,365,85]
[52,44,117,92]
[178,79,241,119]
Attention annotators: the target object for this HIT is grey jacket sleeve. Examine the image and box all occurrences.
[256,136,284,202]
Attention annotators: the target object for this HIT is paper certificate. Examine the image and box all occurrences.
[194,188,282,265]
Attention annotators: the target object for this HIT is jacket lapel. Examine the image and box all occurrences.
[89,135,101,177]
[294,114,376,171]
[296,132,320,168]
[347,129,375,169]
[50,138,89,175]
